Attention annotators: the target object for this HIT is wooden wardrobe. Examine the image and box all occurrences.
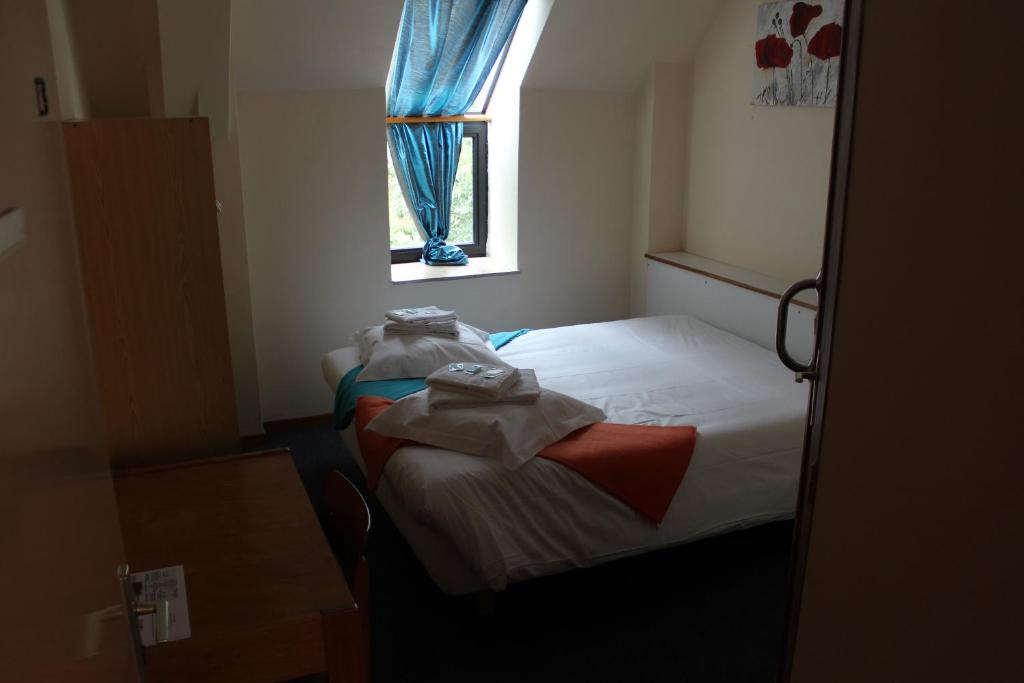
[63,118,239,465]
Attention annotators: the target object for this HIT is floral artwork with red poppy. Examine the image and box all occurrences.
[753,0,844,107]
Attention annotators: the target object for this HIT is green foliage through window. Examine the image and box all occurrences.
[388,139,474,249]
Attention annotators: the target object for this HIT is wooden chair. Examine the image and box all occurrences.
[324,471,371,680]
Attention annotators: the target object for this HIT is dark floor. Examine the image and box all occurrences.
[265,424,794,683]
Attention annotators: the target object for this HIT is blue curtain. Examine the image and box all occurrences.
[387,0,527,265]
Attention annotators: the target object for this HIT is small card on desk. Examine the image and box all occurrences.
[131,565,192,646]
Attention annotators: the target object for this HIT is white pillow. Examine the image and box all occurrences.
[354,323,502,381]
[365,389,606,469]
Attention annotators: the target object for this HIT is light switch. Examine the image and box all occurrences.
[0,207,27,258]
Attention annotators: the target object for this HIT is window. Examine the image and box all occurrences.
[387,30,512,265]
[388,123,489,264]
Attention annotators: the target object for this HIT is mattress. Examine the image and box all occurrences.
[323,315,809,592]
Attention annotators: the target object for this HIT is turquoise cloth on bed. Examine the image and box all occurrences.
[332,328,531,430]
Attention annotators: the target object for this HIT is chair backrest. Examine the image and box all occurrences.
[324,470,371,582]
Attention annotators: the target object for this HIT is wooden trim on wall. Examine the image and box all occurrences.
[385,114,491,124]
[264,413,334,434]
[238,413,335,451]
[644,253,819,311]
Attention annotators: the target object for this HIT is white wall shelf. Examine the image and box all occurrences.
[645,251,818,309]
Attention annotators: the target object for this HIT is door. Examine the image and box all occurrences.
[782,0,1023,680]
[774,0,863,671]
[0,2,140,680]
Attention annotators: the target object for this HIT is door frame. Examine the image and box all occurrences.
[779,0,865,679]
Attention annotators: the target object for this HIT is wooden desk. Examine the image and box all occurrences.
[114,449,365,682]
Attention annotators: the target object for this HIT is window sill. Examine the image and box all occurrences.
[390,256,519,284]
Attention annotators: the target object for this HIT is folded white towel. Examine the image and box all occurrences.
[426,363,520,400]
[383,319,460,337]
[428,369,541,409]
[385,306,457,324]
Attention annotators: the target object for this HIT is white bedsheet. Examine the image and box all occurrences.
[323,315,809,591]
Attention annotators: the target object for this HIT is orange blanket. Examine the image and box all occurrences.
[354,396,697,524]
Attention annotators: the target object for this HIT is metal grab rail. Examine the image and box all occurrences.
[776,277,820,381]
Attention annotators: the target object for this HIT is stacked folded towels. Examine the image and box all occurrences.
[383,306,458,338]
[426,363,541,408]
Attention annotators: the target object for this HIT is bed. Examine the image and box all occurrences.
[322,314,809,594]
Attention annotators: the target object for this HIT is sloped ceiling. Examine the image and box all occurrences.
[523,0,721,91]
[231,0,720,93]
[232,0,404,91]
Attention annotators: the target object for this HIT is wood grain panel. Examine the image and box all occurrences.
[385,114,491,123]
[114,450,362,682]
[63,118,238,465]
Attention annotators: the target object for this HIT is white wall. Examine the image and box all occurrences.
[648,63,689,255]
[57,0,164,118]
[484,0,554,268]
[629,72,654,317]
[156,0,263,434]
[236,87,634,420]
[157,0,230,140]
[683,0,834,283]
[45,0,87,120]
[208,117,263,435]
[629,62,690,316]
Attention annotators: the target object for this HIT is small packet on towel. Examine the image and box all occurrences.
[428,369,541,409]
[385,306,457,324]
[426,363,519,400]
